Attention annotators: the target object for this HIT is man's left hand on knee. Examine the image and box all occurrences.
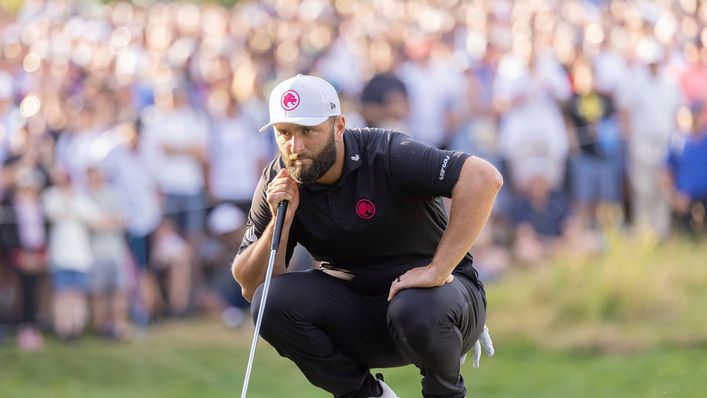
[387,265,454,301]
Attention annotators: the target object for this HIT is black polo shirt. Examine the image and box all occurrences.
[238,128,477,295]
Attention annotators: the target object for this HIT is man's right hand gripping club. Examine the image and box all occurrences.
[233,168,299,302]
[266,168,299,223]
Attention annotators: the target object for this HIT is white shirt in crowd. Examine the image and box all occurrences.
[0,104,22,195]
[103,144,162,237]
[593,48,628,96]
[42,186,98,272]
[142,106,209,195]
[209,112,270,203]
[398,60,464,148]
[89,185,130,265]
[315,35,365,97]
[15,194,46,250]
[54,129,100,191]
[494,53,571,189]
[617,65,683,144]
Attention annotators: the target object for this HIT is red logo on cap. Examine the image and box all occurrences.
[281,90,300,111]
[356,199,376,220]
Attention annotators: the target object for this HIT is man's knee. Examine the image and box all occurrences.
[250,276,298,338]
[387,290,451,352]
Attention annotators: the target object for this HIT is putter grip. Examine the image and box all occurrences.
[271,200,289,251]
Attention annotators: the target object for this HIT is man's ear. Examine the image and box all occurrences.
[336,115,346,141]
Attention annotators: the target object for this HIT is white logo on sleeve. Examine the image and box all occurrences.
[351,154,360,161]
[439,155,450,180]
[245,224,258,244]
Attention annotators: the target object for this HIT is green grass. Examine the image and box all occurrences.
[2,237,707,397]
[1,321,706,398]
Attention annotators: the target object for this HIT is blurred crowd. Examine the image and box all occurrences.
[1,0,706,352]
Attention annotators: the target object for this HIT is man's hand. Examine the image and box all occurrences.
[266,168,299,223]
[387,265,454,301]
[472,325,494,368]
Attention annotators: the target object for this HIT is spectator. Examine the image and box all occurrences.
[0,0,705,340]
[360,40,410,131]
[678,40,707,128]
[566,57,623,230]
[54,101,102,192]
[102,121,161,327]
[511,173,571,265]
[618,38,683,239]
[42,168,98,340]
[206,91,270,213]
[398,35,464,148]
[593,34,629,102]
[149,219,193,318]
[142,82,209,240]
[662,106,707,235]
[203,203,248,328]
[449,45,501,159]
[0,165,48,351]
[86,166,130,339]
[494,46,571,192]
[0,70,21,190]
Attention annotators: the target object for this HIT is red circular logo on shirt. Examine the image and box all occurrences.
[281,90,300,111]
[356,199,376,220]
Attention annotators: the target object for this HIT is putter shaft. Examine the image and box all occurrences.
[241,201,288,398]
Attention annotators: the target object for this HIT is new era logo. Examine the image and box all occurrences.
[330,102,336,109]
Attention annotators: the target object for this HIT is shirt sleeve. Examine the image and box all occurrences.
[387,133,471,198]
[237,167,272,256]
[236,160,298,267]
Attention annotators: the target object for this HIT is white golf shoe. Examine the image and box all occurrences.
[372,374,400,398]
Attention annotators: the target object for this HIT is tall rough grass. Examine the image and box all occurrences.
[487,235,707,352]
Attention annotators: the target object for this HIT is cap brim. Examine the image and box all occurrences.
[259,116,330,132]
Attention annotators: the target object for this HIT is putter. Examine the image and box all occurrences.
[241,200,288,398]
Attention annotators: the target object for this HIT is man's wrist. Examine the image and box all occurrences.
[426,263,453,285]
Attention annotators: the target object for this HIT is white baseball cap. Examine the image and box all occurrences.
[259,74,341,132]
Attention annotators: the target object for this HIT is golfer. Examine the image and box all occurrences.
[232,74,502,398]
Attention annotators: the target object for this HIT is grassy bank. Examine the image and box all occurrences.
[488,235,707,352]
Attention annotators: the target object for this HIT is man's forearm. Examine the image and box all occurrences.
[232,221,291,302]
[429,156,503,280]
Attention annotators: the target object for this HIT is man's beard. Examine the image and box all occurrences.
[286,126,337,184]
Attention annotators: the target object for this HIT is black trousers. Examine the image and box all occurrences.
[251,269,486,398]
[19,272,39,325]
